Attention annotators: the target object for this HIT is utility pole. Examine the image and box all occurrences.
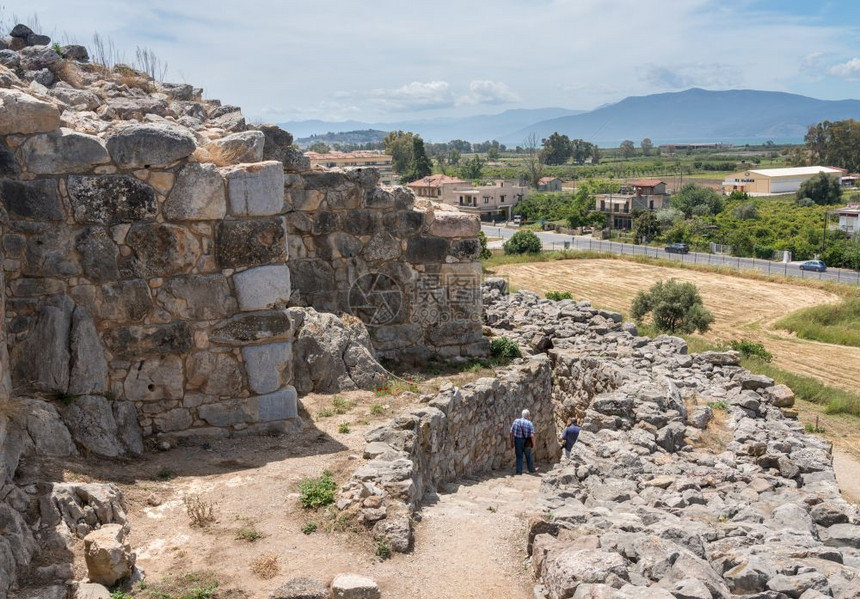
[821,211,828,256]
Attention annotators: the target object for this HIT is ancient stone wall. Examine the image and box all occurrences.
[284,171,487,363]
[1,89,297,441]
[341,356,557,552]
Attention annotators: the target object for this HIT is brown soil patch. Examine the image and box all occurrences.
[42,368,538,598]
[494,259,860,394]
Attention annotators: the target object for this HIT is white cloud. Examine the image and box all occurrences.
[369,80,455,112]
[827,58,860,81]
[459,80,519,105]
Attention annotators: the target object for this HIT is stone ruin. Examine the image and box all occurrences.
[0,25,485,597]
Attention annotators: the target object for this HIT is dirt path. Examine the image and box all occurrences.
[54,385,540,597]
[833,451,860,505]
[494,259,860,394]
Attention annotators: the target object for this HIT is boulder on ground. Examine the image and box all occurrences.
[83,524,135,586]
[331,574,381,599]
[270,577,329,599]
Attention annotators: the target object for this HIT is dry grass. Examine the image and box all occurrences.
[249,552,280,579]
[53,60,83,88]
[494,259,860,394]
[183,494,217,528]
[192,143,248,167]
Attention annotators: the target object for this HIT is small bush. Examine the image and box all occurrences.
[729,339,773,362]
[375,538,392,560]
[332,395,355,414]
[545,291,573,301]
[235,525,263,542]
[804,422,826,434]
[707,400,728,411]
[298,471,337,509]
[301,521,318,535]
[183,494,217,527]
[503,230,542,255]
[370,404,386,416]
[337,422,351,434]
[490,337,522,360]
[630,279,714,334]
[316,407,334,418]
[110,592,132,599]
[52,389,76,406]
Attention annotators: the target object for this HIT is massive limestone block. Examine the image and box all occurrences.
[48,83,101,110]
[0,139,20,176]
[123,223,201,277]
[123,355,184,402]
[186,351,245,396]
[0,88,61,134]
[67,175,157,225]
[216,217,287,268]
[18,45,61,70]
[106,321,193,359]
[289,307,386,395]
[257,386,299,421]
[257,124,294,162]
[362,231,401,262]
[1,178,64,221]
[209,310,293,345]
[112,401,144,456]
[241,342,292,395]
[383,210,424,237]
[105,96,169,120]
[19,128,110,174]
[405,236,449,262]
[16,397,77,457]
[427,210,480,238]
[69,306,109,395]
[70,280,153,322]
[233,264,292,311]
[58,395,130,457]
[156,274,237,320]
[22,225,81,277]
[221,161,285,216]
[105,122,196,169]
[270,578,328,599]
[83,524,135,586]
[75,227,120,282]
[11,298,73,393]
[163,162,226,221]
[211,130,265,163]
[331,574,381,599]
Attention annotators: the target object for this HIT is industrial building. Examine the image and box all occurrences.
[722,166,846,195]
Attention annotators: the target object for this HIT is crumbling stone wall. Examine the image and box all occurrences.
[285,173,487,363]
[1,89,296,440]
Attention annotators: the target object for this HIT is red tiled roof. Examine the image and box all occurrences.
[630,179,665,187]
[406,174,466,188]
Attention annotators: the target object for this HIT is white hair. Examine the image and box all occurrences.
[522,409,530,418]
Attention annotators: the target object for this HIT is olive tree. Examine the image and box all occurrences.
[631,279,714,334]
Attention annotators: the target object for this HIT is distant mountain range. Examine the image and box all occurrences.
[282,108,583,145]
[280,89,860,147]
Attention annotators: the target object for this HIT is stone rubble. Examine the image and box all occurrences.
[482,281,860,599]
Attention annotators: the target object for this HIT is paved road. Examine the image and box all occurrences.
[482,225,860,286]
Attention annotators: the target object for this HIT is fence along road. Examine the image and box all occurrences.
[482,225,860,286]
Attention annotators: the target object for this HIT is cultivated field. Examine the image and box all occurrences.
[493,259,860,395]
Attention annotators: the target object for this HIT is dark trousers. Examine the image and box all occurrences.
[514,437,535,474]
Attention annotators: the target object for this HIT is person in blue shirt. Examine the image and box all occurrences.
[559,419,581,460]
[509,409,537,474]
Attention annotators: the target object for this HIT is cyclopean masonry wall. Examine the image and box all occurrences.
[1,86,297,441]
[284,171,487,363]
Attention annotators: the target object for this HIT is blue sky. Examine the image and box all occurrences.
[7,0,860,123]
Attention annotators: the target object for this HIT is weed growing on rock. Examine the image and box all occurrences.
[729,339,773,362]
[298,471,337,509]
[110,592,132,599]
[707,400,728,411]
[183,494,217,527]
[338,422,351,434]
[250,553,280,579]
[51,389,76,406]
[490,337,522,360]
[546,291,573,301]
[370,404,386,415]
[301,521,318,535]
[375,538,392,560]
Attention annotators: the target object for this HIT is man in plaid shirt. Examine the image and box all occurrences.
[509,409,538,474]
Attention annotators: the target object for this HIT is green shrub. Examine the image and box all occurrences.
[332,395,355,414]
[545,291,573,301]
[503,231,542,255]
[316,407,334,418]
[729,339,773,362]
[337,422,351,434]
[490,337,522,360]
[630,279,714,334]
[301,521,318,535]
[370,404,386,416]
[235,525,263,542]
[298,471,337,509]
[707,400,728,411]
[375,538,392,560]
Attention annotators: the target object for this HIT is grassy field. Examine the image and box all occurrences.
[488,258,860,405]
[776,298,860,348]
